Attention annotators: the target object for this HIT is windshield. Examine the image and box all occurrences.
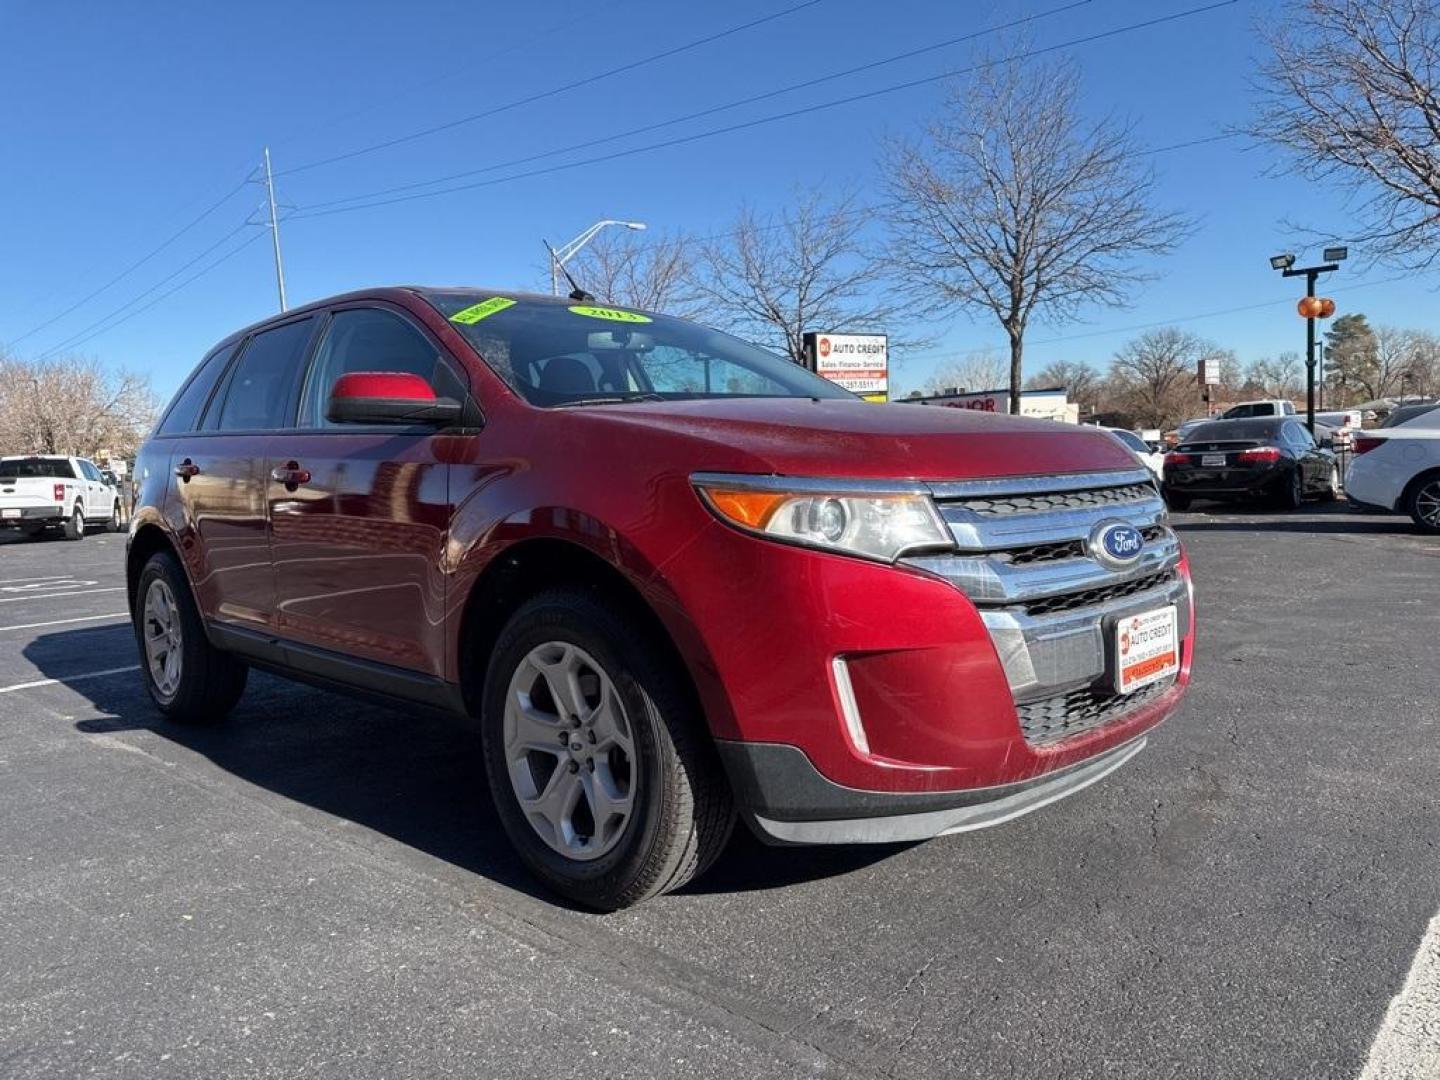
[1382,403,1440,428]
[0,457,74,479]
[423,292,853,407]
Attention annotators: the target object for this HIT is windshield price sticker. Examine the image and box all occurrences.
[1114,605,1179,694]
[450,297,517,324]
[568,305,652,324]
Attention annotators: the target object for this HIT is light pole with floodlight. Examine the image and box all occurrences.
[547,219,647,296]
[1269,246,1347,432]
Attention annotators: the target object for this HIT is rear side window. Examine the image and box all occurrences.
[78,460,102,481]
[298,308,464,428]
[1111,430,1149,454]
[212,319,315,431]
[157,342,237,436]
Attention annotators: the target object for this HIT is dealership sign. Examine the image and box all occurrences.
[804,332,888,399]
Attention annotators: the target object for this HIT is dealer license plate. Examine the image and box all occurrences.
[1201,453,1226,467]
[1,509,19,519]
[1114,605,1179,695]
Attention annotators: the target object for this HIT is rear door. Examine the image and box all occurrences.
[266,303,464,677]
[76,459,110,519]
[163,318,318,629]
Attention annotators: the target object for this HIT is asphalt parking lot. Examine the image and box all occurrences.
[0,504,1435,1080]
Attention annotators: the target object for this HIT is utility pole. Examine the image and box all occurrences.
[1269,247,1346,433]
[263,147,288,312]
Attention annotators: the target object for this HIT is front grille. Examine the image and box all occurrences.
[945,482,1155,517]
[994,524,1168,568]
[1017,677,1175,745]
[1019,568,1176,617]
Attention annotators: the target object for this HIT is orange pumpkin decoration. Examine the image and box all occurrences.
[1297,296,1324,318]
[1317,297,1336,318]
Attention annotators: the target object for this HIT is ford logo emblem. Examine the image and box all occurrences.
[1090,520,1145,567]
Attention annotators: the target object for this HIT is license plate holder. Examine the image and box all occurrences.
[1113,605,1179,695]
[1,509,19,519]
[1201,453,1226,467]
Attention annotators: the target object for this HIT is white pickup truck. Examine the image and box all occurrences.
[0,455,124,540]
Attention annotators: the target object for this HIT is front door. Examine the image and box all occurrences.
[267,305,466,678]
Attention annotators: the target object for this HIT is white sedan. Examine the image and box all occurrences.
[1104,428,1164,479]
[1345,405,1440,533]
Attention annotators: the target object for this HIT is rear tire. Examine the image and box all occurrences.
[480,588,734,910]
[133,550,248,724]
[1275,468,1304,511]
[106,501,123,532]
[1164,489,1191,512]
[1406,474,1440,535]
[63,507,85,541]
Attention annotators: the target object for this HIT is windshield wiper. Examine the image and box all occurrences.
[557,393,668,408]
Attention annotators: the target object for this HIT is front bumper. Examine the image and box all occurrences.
[719,736,1147,844]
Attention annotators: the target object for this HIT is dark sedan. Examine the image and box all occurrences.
[1162,417,1338,511]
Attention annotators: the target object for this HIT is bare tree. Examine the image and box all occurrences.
[0,352,159,460]
[1251,0,1440,267]
[884,51,1188,413]
[1244,352,1303,399]
[693,190,910,364]
[1026,358,1103,416]
[1106,328,1213,430]
[564,228,704,319]
[919,349,1006,396]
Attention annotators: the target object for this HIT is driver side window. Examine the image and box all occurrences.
[300,308,465,428]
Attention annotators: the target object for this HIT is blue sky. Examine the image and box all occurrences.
[2,0,1434,401]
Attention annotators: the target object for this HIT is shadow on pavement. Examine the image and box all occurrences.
[25,624,901,906]
[1173,499,1419,536]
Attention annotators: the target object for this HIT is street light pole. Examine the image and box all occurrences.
[546,219,647,296]
[1271,248,1346,433]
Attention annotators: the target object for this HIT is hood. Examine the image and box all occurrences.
[568,397,1138,481]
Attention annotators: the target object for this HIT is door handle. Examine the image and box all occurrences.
[270,462,311,488]
[174,459,200,481]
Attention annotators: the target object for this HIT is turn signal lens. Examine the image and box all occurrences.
[52,483,64,502]
[695,477,953,562]
[1238,447,1283,464]
[1163,452,1192,467]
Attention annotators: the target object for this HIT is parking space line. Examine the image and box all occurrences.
[1360,912,1440,1080]
[0,574,74,585]
[0,586,124,603]
[0,665,139,694]
[0,612,129,632]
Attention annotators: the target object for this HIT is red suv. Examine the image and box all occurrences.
[129,288,1194,908]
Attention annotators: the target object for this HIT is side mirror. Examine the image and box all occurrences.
[326,371,462,426]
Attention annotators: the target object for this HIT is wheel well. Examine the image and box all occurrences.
[1399,467,1440,511]
[126,524,178,612]
[456,538,696,716]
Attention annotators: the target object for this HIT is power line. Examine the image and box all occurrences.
[298,0,1102,213]
[37,230,267,358]
[9,175,252,347]
[275,0,830,178]
[37,220,255,359]
[288,0,1243,222]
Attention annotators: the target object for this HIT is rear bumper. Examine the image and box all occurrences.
[719,736,1148,844]
[0,507,64,526]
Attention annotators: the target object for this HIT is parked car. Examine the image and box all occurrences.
[1219,399,1297,419]
[1379,401,1439,429]
[1345,407,1440,533]
[1104,427,1164,479]
[1313,410,1363,444]
[1162,417,1338,511]
[0,454,124,539]
[127,288,1194,908]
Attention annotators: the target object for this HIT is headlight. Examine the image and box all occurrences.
[692,474,953,562]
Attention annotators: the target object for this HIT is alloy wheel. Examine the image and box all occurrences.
[1415,479,1440,529]
[503,641,636,861]
[142,578,183,698]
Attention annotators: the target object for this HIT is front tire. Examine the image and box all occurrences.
[63,507,85,541]
[1407,474,1440,535]
[133,550,248,724]
[480,589,733,910]
[1318,465,1339,502]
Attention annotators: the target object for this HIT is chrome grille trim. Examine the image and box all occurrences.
[905,469,1184,745]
